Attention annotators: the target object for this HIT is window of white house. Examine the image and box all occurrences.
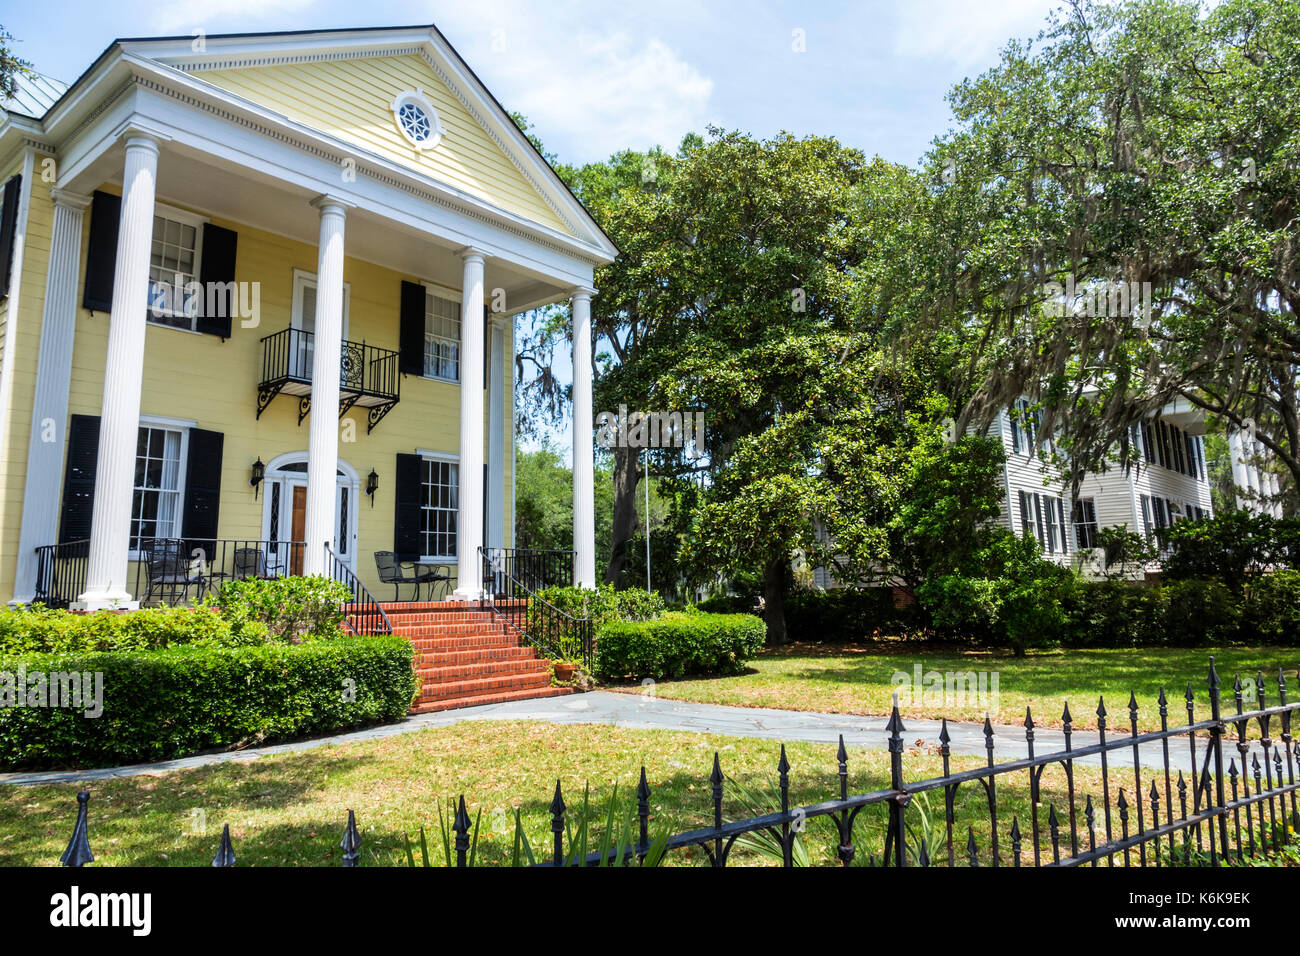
[1019,490,1069,554]
[424,291,461,382]
[130,425,187,551]
[391,89,444,150]
[420,456,459,560]
[147,207,206,331]
[1073,498,1098,550]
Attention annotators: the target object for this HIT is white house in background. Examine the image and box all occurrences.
[1074,399,1214,568]
[1226,424,1285,517]
[992,399,1077,565]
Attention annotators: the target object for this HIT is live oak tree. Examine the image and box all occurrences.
[896,0,1300,508]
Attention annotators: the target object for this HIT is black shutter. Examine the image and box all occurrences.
[0,175,21,298]
[59,415,101,543]
[181,428,224,560]
[83,191,121,312]
[196,224,238,339]
[394,453,423,560]
[399,281,425,376]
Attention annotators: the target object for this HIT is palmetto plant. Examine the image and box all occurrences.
[404,785,670,867]
[725,774,812,867]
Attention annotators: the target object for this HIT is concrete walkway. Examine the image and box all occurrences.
[1,691,1263,786]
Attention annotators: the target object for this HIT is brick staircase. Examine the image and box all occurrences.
[352,600,576,714]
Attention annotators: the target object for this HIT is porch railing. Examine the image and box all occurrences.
[479,546,592,668]
[325,541,392,637]
[257,326,401,431]
[131,537,304,606]
[31,539,90,609]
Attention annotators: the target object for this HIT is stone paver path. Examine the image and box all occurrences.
[2,690,1264,786]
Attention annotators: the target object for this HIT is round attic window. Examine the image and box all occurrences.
[391,89,443,150]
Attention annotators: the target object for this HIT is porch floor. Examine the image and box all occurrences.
[346,599,574,714]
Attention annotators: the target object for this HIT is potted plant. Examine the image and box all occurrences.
[552,658,580,683]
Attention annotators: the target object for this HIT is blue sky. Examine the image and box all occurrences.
[7,0,1063,168]
[5,0,1064,451]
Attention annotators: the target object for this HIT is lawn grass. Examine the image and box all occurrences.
[608,642,1300,733]
[0,720,1130,867]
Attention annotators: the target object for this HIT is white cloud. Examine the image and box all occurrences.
[431,0,714,161]
[155,0,319,34]
[892,0,1061,69]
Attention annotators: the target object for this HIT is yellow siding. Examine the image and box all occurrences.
[2,188,511,601]
[0,153,52,600]
[193,55,573,237]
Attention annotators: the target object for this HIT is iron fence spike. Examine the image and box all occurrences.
[938,717,951,744]
[1048,804,1058,827]
[549,779,566,816]
[777,744,790,775]
[886,700,906,736]
[637,765,651,801]
[59,790,94,868]
[1128,690,1138,714]
[837,734,848,764]
[1228,759,1238,778]
[212,823,236,867]
[1096,696,1107,719]
[1024,707,1034,731]
[1061,701,1072,725]
[1157,687,1167,707]
[710,752,724,786]
[453,795,471,834]
[1185,681,1194,703]
[1208,657,1220,691]
[340,808,361,867]
[1233,673,1243,692]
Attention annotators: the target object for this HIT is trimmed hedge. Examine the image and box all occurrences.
[0,637,418,770]
[594,611,765,681]
[0,604,247,654]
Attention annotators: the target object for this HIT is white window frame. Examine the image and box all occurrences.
[390,88,445,150]
[146,202,208,332]
[128,414,195,559]
[291,268,351,337]
[420,282,462,384]
[416,450,459,563]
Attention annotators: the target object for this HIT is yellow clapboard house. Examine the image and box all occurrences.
[0,25,615,621]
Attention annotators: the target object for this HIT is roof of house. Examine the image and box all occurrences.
[1,70,69,118]
[6,24,616,259]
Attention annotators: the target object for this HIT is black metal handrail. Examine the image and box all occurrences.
[326,541,392,637]
[31,540,90,609]
[479,546,591,668]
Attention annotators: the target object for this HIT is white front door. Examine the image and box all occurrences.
[261,457,358,574]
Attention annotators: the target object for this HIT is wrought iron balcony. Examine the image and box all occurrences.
[257,326,400,432]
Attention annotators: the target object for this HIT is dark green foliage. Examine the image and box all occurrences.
[1060,580,1163,648]
[783,588,917,642]
[0,638,418,769]
[1243,571,1300,642]
[0,604,246,654]
[594,612,765,680]
[1162,511,1299,591]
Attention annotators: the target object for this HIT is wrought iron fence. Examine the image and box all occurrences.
[31,539,90,609]
[478,547,592,668]
[52,658,1299,867]
[325,541,392,637]
[130,538,304,606]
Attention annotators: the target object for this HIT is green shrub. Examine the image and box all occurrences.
[1160,578,1241,646]
[1061,580,1163,647]
[535,584,665,626]
[0,637,418,769]
[204,575,350,644]
[594,611,765,680]
[0,604,244,654]
[1163,511,1299,591]
[783,588,915,642]
[1243,571,1300,643]
[695,594,757,615]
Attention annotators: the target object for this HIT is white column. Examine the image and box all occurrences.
[486,316,507,551]
[570,288,596,589]
[76,134,160,610]
[13,190,91,604]
[1228,429,1251,511]
[302,196,348,577]
[453,250,486,598]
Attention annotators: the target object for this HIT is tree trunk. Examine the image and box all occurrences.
[604,445,640,588]
[763,556,789,648]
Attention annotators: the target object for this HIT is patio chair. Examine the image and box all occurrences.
[374,551,421,601]
[233,547,264,579]
[143,539,206,605]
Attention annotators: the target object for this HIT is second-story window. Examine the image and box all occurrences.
[147,207,205,331]
[424,291,461,382]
